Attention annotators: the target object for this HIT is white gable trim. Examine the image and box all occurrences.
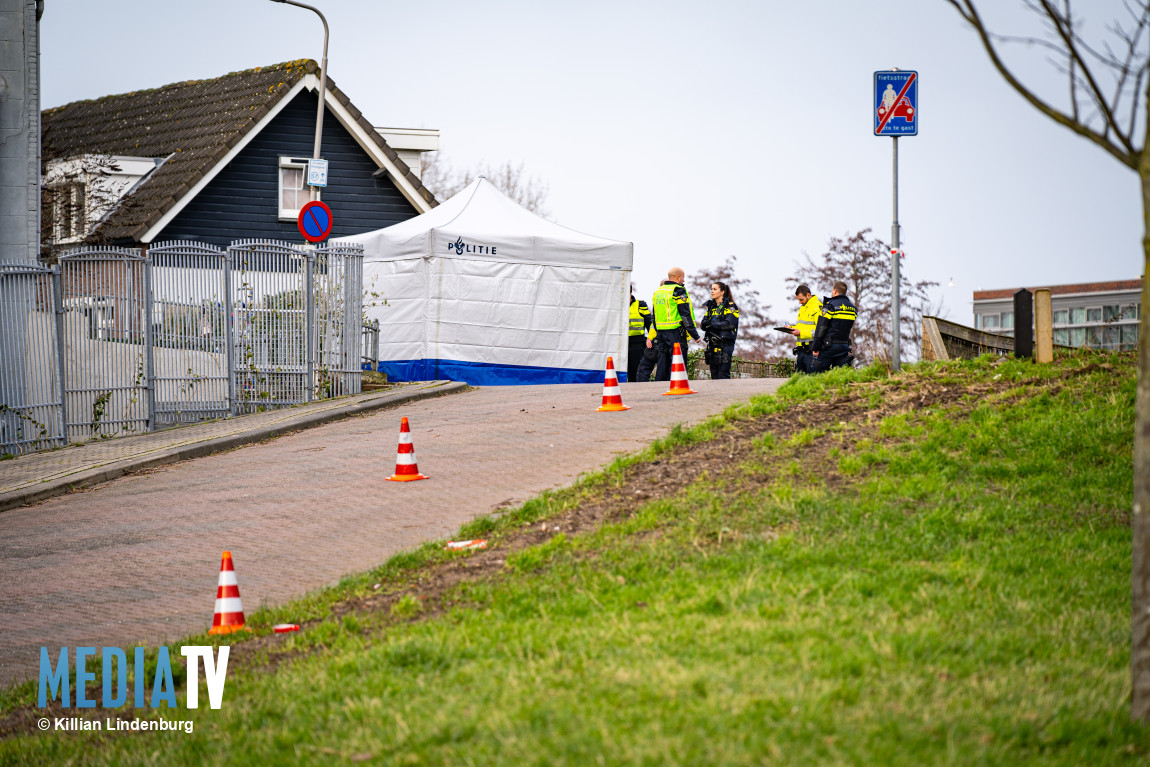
[308,75,432,215]
[139,79,311,243]
[140,74,431,243]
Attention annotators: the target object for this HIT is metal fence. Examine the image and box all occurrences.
[687,352,796,379]
[0,239,364,456]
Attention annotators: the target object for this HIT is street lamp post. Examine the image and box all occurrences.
[269,0,328,202]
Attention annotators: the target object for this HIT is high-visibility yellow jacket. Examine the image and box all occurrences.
[794,295,822,347]
[629,298,652,337]
[652,281,699,339]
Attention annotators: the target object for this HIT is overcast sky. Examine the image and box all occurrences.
[41,0,1144,324]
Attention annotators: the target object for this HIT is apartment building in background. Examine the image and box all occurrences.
[971,279,1142,351]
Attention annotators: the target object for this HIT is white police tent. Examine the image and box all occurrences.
[342,178,634,385]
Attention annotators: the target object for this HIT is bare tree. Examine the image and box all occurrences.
[789,229,938,363]
[687,256,790,360]
[943,0,1150,720]
[39,153,125,259]
[420,152,550,216]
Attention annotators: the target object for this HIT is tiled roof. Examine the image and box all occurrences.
[973,278,1143,301]
[41,60,436,242]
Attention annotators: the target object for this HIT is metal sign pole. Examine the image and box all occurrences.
[891,135,901,371]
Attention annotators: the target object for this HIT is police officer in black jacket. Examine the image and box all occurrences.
[811,280,857,372]
[699,281,739,379]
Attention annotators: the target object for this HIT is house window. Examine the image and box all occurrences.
[278,157,312,219]
[1103,305,1122,322]
[981,313,1000,330]
[1122,324,1139,349]
[1069,327,1086,347]
[1001,312,1014,330]
[46,182,87,242]
[1086,307,1102,323]
[1053,309,1068,325]
[1053,328,1069,345]
[1069,307,1085,325]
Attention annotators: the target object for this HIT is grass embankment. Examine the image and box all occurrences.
[1,354,1144,765]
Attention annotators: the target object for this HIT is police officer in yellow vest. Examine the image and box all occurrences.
[636,267,701,383]
[627,288,653,383]
[786,284,822,374]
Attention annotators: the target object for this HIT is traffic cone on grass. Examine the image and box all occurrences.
[662,343,696,396]
[208,550,249,635]
[596,356,630,412]
[386,416,429,482]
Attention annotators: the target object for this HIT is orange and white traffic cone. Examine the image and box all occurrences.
[596,356,630,412]
[386,416,429,482]
[208,550,249,635]
[662,342,696,396]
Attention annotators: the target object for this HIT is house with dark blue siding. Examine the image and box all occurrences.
[40,59,436,251]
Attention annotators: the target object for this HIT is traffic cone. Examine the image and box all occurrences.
[596,356,630,412]
[662,342,696,396]
[386,416,429,482]
[208,551,249,635]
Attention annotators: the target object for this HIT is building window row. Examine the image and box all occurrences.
[975,302,1141,351]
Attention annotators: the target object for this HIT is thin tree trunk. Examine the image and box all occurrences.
[1133,167,1150,721]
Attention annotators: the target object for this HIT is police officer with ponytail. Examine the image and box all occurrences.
[700,281,739,379]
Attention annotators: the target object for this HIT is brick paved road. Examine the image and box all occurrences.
[0,379,781,686]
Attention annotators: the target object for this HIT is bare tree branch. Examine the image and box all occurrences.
[944,0,1140,168]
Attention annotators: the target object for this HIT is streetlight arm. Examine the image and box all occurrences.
[268,0,329,164]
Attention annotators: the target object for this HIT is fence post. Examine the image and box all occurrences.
[1034,289,1053,363]
[1013,289,1033,359]
[372,319,379,366]
[223,249,236,417]
[305,249,315,403]
[142,249,157,430]
[52,267,69,446]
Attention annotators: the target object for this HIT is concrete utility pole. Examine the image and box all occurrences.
[0,0,43,265]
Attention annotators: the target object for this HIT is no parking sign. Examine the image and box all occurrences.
[297,200,333,243]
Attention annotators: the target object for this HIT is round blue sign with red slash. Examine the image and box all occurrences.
[297,200,334,243]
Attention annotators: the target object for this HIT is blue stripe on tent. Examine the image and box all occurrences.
[366,358,615,385]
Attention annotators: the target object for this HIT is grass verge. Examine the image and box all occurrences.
[1,352,1144,765]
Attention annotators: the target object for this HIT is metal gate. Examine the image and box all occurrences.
[149,241,233,427]
[0,262,66,455]
[58,248,151,441]
[313,242,365,399]
[228,240,309,414]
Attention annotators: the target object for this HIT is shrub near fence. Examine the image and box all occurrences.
[0,239,364,457]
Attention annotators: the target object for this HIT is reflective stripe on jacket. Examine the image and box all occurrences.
[811,294,858,352]
[794,295,822,347]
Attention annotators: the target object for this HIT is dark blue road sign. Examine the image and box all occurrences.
[874,70,918,136]
[297,200,333,243]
